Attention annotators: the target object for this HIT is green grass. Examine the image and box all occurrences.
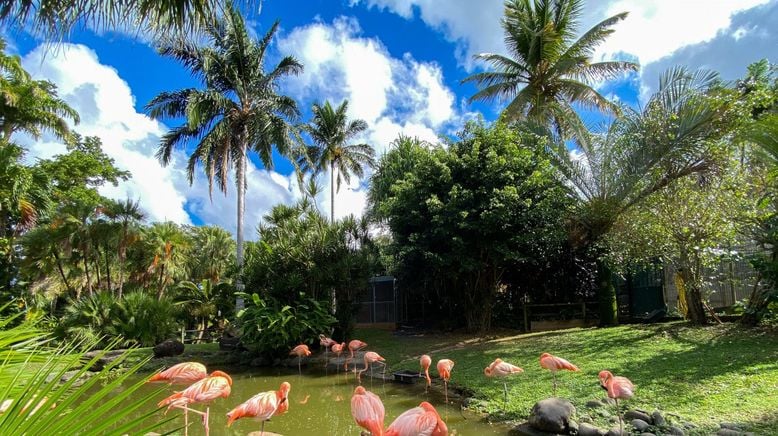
[355,323,778,434]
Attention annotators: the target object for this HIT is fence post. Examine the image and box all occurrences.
[582,302,587,321]
[523,304,529,332]
[181,327,185,343]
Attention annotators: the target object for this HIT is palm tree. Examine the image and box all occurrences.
[300,100,375,222]
[104,198,145,298]
[188,225,235,283]
[546,67,734,324]
[462,0,638,138]
[175,279,234,340]
[143,221,190,300]
[147,6,302,282]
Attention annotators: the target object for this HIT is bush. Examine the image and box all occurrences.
[57,291,179,347]
[237,292,336,357]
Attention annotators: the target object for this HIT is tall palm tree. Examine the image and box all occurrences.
[147,6,302,281]
[300,100,375,222]
[546,67,734,324]
[104,198,145,298]
[462,0,638,138]
[142,221,190,300]
[188,225,235,283]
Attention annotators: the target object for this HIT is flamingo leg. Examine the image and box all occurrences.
[553,371,557,397]
[444,381,449,404]
[503,381,508,408]
[615,398,622,435]
[203,406,210,436]
[298,356,302,375]
[184,407,188,436]
[260,419,265,436]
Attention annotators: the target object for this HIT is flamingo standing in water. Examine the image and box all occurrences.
[484,358,523,407]
[599,370,634,436]
[331,342,346,373]
[345,339,368,371]
[419,355,432,393]
[539,352,579,396]
[158,370,232,436]
[226,381,291,436]
[357,351,386,384]
[351,386,385,436]
[385,401,448,436]
[319,334,337,367]
[147,362,207,384]
[290,344,311,375]
[436,359,454,404]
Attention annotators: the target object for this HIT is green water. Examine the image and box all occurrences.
[126,366,511,435]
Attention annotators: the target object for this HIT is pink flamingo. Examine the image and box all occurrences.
[419,355,432,392]
[357,351,386,384]
[385,401,448,436]
[345,339,368,371]
[484,358,523,407]
[158,370,232,436]
[599,370,634,436]
[320,334,336,366]
[290,344,311,375]
[436,359,454,404]
[540,352,580,396]
[148,362,207,384]
[331,342,346,373]
[226,381,290,436]
[351,386,385,436]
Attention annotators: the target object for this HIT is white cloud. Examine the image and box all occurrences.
[20,43,299,239]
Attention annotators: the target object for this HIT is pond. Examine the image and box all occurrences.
[122,366,512,435]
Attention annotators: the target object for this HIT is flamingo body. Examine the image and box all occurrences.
[599,371,634,400]
[148,362,207,384]
[436,359,454,382]
[319,334,337,349]
[226,382,291,427]
[345,339,368,369]
[158,371,233,409]
[420,355,432,388]
[484,358,523,377]
[385,401,448,436]
[358,351,386,383]
[351,386,385,436]
[540,353,579,372]
[289,344,311,358]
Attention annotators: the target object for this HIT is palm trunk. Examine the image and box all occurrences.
[118,252,125,299]
[596,258,619,326]
[52,248,74,295]
[330,161,336,223]
[83,255,93,298]
[236,142,246,278]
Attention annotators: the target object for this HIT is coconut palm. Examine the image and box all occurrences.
[300,100,374,222]
[546,67,734,324]
[462,0,638,139]
[104,198,145,298]
[147,5,302,281]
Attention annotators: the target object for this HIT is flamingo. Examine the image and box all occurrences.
[357,351,386,384]
[599,370,634,436]
[331,342,346,373]
[226,381,291,436]
[345,339,368,371]
[484,358,523,407]
[320,334,336,367]
[147,362,207,384]
[351,386,385,436]
[385,401,448,436]
[290,344,311,375]
[158,370,232,436]
[539,352,579,396]
[436,359,454,404]
[419,355,432,393]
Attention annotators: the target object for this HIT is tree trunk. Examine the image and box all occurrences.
[83,255,93,298]
[236,142,246,281]
[52,248,74,295]
[118,225,127,299]
[104,249,112,292]
[157,264,166,300]
[596,258,619,326]
[330,161,336,223]
[684,283,708,325]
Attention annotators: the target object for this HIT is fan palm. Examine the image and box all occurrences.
[103,198,145,298]
[300,100,374,222]
[462,0,638,138]
[187,225,235,282]
[147,5,302,280]
[546,67,734,324]
[142,222,190,300]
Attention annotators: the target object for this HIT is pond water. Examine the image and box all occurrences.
[121,365,511,435]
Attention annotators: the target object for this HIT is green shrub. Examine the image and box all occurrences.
[237,292,336,357]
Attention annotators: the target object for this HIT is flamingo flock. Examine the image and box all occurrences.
[147,338,634,436]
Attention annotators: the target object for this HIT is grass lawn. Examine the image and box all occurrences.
[355,322,778,434]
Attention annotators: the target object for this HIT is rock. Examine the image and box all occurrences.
[682,421,697,429]
[605,428,626,436]
[651,410,665,427]
[510,422,559,436]
[580,416,593,423]
[631,419,650,431]
[569,420,579,433]
[668,426,686,435]
[717,430,753,436]
[624,410,652,424]
[84,349,126,371]
[153,340,184,358]
[527,398,576,434]
[250,357,269,366]
[639,433,656,436]
[601,397,617,406]
[578,423,606,436]
[720,423,743,431]
[585,400,604,409]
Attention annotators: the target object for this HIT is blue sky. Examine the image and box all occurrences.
[6,0,778,237]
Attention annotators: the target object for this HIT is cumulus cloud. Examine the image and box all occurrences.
[277,17,459,220]
[20,43,299,239]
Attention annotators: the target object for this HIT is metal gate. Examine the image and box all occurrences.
[356,276,397,324]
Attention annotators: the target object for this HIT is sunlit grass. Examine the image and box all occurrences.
[356,323,778,434]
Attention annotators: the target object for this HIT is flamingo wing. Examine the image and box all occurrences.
[227,391,279,426]
[191,376,231,402]
[149,362,207,383]
[351,390,385,435]
[610,376,634,399]
[386,407,437,436]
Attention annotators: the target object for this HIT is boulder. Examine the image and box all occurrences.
[585,400,604,409]
[624,410,652,424]
[651,410,665,427]
[528,398,576,434]
[668,426,686,435]
[631,419,650,431]
[720,423,743,431]
[153,340,184,358]
[605,428,626,436]
[578,423,606,436]
[717,430,753,436]
[510,422,560,436]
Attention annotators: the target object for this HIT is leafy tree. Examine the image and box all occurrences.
[141,222,190,300]
[187,225,235,283]
[546,67,737,325]
[103,199,145,298]
[369,122,571,331]
[299,100,375,222]
[462,0,637,138]
[147,6,302,284]
[175,279,234,339]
